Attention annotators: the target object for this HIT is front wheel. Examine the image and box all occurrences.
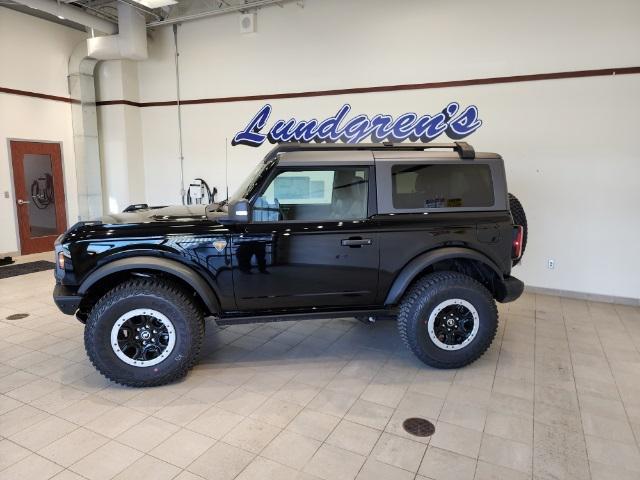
[397,272,498,368]
[84,279,204,387]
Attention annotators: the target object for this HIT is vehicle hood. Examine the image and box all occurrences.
[101,205,211,225]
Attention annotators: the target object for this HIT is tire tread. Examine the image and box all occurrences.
[397,271,498,368]
[84,278,204,387]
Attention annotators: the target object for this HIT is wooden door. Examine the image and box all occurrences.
[10,141,67,254]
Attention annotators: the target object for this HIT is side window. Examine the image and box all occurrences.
[391,164,494,209]
[253,167,369,222]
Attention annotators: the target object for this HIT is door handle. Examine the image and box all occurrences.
[17,199,30,205]
[341,238,372,247]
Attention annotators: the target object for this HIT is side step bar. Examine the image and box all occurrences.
[214,308,394,326]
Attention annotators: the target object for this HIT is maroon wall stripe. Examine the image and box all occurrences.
[94,99,140,107]
[96,66,640,107]
[0,86,79,104]
[2,66,639,107]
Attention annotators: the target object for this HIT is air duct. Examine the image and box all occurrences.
[87,2,148,60]
[68,2,148,220]
[10,0,117,34]
[68,42,102,220]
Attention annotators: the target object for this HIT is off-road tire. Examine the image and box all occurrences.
[508,193,528,265]
[84,279,204,387]
[397,271,498,368]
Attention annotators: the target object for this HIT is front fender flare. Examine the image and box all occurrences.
[384,247,504,306]
[79,257,221,314]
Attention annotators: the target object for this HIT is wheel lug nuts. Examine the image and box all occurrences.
[135,336,139,340]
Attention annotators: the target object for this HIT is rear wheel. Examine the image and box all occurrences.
[397,271,498,368]
[84,279,204,387]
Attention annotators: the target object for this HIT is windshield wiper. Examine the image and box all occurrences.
[214,199,228,212]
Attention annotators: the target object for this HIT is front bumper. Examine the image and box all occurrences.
[495,275,525,303]
[53,283,82,315]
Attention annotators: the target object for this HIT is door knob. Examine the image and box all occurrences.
[17,199,30,205]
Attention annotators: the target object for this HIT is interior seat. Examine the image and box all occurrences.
[330,170,367,219]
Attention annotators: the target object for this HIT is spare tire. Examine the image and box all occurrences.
[508,193,528,265]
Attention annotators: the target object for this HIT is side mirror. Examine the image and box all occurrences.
[218,198,251,224]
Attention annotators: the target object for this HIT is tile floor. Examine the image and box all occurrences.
[1,264,640,479]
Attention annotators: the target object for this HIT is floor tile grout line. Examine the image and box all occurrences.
[0,316,348,427]
[2,394,164,472]
[206,326,423,479]
[563,300,595,479]
[587,302,640,454]
[0,338,90,387]
[472,301,510,479]
[531,294,538,479]
[0,436,97,477]
[264,323,373,479]
[157,320,355,478]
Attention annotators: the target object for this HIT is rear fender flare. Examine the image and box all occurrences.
[384,247,504,305]
[79,257,221,314]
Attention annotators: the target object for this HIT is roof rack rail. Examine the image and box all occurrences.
[263,141,475,161]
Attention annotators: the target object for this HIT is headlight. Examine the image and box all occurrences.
[57,251,65,270]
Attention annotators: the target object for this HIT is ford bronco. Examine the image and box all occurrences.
[53,142,527,387]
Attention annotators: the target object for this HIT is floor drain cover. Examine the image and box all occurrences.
[403,417,435,437]
[5,313,29,320]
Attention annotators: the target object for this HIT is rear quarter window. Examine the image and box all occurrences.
[391,164,494,209]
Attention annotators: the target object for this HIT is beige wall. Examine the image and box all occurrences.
[0,8,87,254]
[95,0,640,300]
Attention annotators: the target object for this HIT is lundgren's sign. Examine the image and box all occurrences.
[232,102,482,147]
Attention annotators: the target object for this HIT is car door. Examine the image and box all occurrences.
[231,162,379,311]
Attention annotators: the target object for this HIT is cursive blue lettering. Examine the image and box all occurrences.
[232,102,483,147]
[231,104,272,147]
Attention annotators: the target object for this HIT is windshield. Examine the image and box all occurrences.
[228,161,271,203]
[208,160,274,215]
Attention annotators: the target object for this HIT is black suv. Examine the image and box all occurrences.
[53,142,527,387]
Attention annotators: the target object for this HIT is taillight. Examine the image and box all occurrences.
[511,225,524,260]
[512,226,524,260]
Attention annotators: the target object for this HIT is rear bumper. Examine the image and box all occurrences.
[53,283,82,315]
[496,275,525,303]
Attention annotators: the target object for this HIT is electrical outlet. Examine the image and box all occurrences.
[548,259,555,269]
[3,191,9,199]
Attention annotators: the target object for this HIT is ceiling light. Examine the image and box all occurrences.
[131,0,177,8]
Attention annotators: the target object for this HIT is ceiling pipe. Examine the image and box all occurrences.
[147,0,297,27]
[10,0,117,33]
